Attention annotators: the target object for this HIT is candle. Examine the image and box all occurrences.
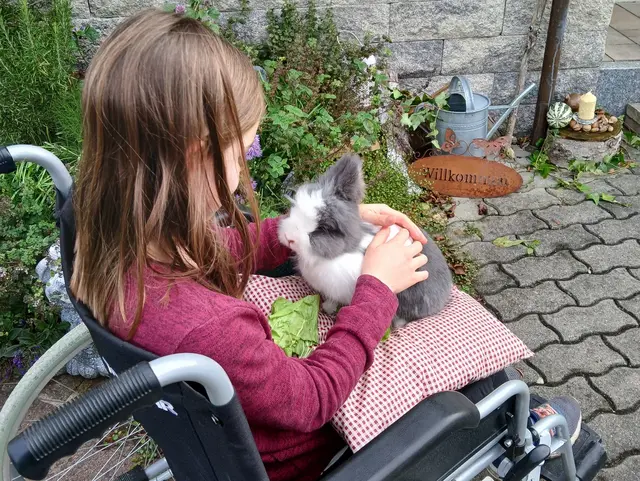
[578,91,597,121]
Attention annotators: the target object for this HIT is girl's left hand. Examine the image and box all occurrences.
[358,204,428,244]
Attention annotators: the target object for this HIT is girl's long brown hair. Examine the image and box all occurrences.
[71,9,264,339]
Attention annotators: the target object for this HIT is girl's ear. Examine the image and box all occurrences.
[321,154,365,203]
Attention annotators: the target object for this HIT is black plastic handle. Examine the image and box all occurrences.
[0,146,17,174]
[8,362,163,480]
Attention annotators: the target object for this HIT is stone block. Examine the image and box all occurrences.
[484,281,575,322]
[330,4,389,40]
[451,197,498,222]
[606,328,640,366]
[527,224,600,257]
[606,174,640,195]
[625,115,640,136]
[597,455,640,481]
[441,36,527,75]
[591,367,640,411]
[389,0,504,42]
[474,264,516,296]
[585,218,640,244]
[503,0,615,36]
[424,73,495,97]
[389,41,444,79]
[547,133,623,169]
[558,267,640,306]
[71,0,90,18]
[589,410,640,461]
[599,194,640,219]
[535,202,612,229]
[485,188,561,216]
[596,63,640,117]
[89,0,164,17]
[619,293,640,319]
[461,239,527,266]
[543,299,637,342]
[529,30,608,71]
[531,377,610,421]
[573,240,640,273]
[628,103,640,124]
[503,251,588,287]
[217,0,330,9]
[506,314,559,351]
[529,336,626,383]
[491,68,600,107]
[475,211,548,241]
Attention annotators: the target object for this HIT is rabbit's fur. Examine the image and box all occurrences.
[278,154,453,328]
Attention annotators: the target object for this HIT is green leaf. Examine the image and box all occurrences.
[493,237,526,248]
[434,91,449,109]
[586,193,601,205]
[392,89,403,100]
[381,328,391,343]
[268,295,320,358]
[284,105,308,117]
[601,193,617,203]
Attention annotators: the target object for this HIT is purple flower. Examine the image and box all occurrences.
[175,4,186,14]
[12,351,25,375]
[251,179,258,191]
[245,135,262,161]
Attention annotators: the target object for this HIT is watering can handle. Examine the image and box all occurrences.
[448,76,475,111]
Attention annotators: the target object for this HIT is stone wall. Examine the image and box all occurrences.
[72,0,618,134]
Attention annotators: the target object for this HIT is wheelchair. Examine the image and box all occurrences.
[0,144,607,481]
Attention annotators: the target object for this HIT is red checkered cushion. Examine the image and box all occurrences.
[243,275,533,452]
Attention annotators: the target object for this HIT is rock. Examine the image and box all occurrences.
[36,241,110,379]
[389,41,444,79]
[506,314,559,352]
[442,36,528,75]
[558,267,640,306]
[543,300,637,342]
[389,0,503,41]
[547,132,623,168]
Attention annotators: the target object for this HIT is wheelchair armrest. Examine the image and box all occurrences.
[321,391,480,481]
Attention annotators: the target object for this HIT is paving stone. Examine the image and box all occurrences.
[519,172,559,192]
[606,175,640,195]
[585,217,640,243]
[461,239,527,266]
[526,224,600,257]
[529,336,626,383]
[502,251,587,287]
[591,367,640,411]
[558,268,640,306]
[512,360,545,386]
[535,202,612,229]
[606,329,640,366]
[390,0,504,41]
[619,293,640,319]
[573,240,640,273]
[542,300,637,342]
[506,314,560,351]
[445,221,481,246]
[596,455,640,481]
[599,195,640,219]
[484,281,575,322]
[545,187,588,205]
[531,376,610,420]
[590,410,640,462]
[484,188,561,216]
[631,268,640,281]
[474,264,516,296]
[475,211,548,241]
[451,197,498,222]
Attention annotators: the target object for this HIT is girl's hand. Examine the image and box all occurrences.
[362,227,429,293]
[359,204,428,244]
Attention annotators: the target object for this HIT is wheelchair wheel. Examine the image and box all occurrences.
[0,324,172,481]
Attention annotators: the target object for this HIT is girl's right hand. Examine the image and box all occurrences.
[361,227,429,294]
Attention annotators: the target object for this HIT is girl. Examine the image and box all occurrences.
[71,9,430,481]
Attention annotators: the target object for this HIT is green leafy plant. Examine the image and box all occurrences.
[528,134,557,178]
[624,130,640,148]
[390,89,449,150]
[493,236,540,256]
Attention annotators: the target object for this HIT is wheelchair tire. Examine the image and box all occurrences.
[0,324,92,481]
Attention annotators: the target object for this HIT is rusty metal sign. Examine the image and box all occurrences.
[408,155,523,198]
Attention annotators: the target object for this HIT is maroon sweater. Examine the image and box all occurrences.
[109,217,398,481]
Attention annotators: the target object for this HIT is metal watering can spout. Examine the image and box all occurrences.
[486,82,537,139]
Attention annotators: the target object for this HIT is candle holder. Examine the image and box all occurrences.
[572,113,597,125]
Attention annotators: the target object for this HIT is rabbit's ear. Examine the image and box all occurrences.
[321,154,365,203]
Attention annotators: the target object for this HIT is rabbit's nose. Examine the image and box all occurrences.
[284,234,295,247]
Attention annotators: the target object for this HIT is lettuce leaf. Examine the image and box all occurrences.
[268,295,320,358]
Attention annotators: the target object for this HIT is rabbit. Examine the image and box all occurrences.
[278,153,453,328]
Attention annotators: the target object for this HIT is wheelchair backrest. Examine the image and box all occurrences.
[56,189,269,481]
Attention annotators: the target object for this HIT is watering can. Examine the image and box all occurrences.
[419,76,536,157]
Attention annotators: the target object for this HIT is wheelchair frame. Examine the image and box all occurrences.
[0,144,605,481]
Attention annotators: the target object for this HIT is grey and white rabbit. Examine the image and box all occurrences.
[278,154,453,328]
